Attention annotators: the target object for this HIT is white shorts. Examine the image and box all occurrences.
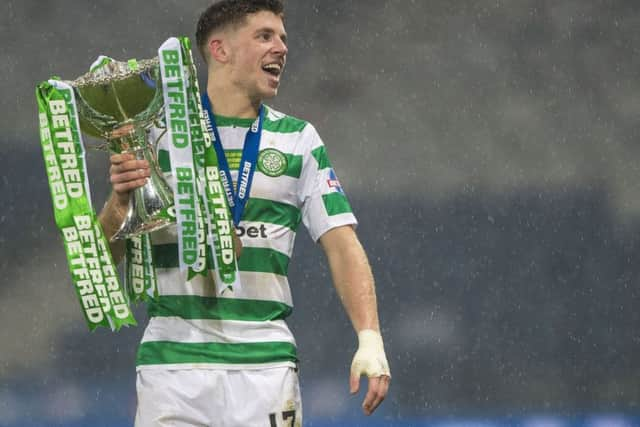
[135,367,302,427]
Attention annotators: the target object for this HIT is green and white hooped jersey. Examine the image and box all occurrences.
[136,105,357,370]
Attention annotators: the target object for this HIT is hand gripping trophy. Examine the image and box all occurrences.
[36,37,240,331]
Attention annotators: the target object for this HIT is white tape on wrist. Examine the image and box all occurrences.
[350,329,391,378]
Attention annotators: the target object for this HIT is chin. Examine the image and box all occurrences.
[260,88,279,100]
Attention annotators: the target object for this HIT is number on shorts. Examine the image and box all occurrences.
[269,410,296,427]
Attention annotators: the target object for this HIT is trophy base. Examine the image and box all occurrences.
[110,178,175,241]
[111,214,174,241]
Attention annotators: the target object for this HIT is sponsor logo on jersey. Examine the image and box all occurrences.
[326,168,344,194]
[235,224,268,239]
[258,148,288,177]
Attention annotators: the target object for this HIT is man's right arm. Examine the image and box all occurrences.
[98,153,150,263]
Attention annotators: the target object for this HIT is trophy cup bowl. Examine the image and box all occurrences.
[66,58,174,241]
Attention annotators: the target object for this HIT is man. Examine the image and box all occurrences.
[99,1,390,425]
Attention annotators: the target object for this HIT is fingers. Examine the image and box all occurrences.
[349,372,360,395]
[110,170,149,190]
[110,153,149,175]
[109,153,150,196]
[361,375,390,416]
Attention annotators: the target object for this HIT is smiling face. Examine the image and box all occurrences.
[223,11,288,102]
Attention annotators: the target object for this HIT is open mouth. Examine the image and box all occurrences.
[262,63,283,77]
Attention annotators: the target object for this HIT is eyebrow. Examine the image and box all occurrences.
[255,27,288,43]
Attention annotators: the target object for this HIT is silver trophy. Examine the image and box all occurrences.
[66,58,174,240]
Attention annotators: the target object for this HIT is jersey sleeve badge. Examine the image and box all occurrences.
[326,168,344,194]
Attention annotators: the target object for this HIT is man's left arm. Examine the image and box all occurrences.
[319,225,391,416]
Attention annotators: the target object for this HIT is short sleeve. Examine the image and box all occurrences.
[299,124,357,242]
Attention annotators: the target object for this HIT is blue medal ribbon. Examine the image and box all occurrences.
[201,94,264,226]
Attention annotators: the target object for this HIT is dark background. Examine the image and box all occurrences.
[2,1,639,425]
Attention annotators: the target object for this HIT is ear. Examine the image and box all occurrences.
[208,37,230,64]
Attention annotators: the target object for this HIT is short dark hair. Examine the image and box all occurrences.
[196,0,285,62]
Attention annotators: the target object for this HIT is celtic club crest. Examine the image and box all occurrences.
[258,148,288,177]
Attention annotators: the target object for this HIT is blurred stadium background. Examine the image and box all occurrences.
[2,0,640,426]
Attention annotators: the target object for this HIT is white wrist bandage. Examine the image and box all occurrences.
[350,329,391,378]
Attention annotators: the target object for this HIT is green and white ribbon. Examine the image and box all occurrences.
[183,37,241,293]
[89,55,114,73]
[159,37,241,294]
[125,234,157,303]
[181,38,241,291]
[158,37,207,277]
[184,43,209,281]
[36,80,136,331]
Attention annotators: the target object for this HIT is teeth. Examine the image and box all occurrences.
[263,63,281,72]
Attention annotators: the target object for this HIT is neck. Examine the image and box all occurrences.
[206,77,260,119]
